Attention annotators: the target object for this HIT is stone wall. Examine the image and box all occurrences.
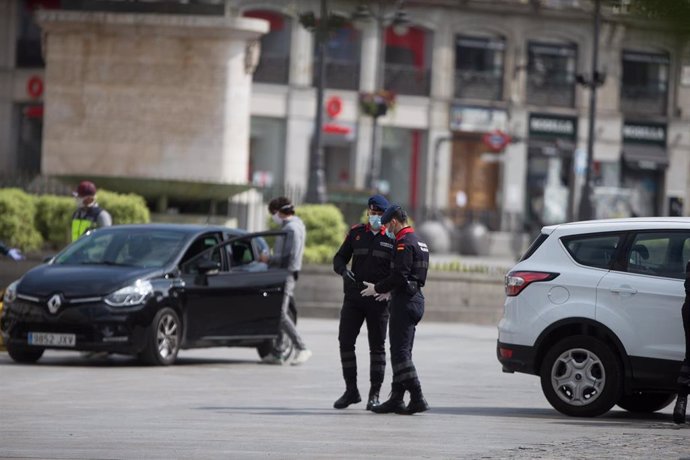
[36,12,268,185]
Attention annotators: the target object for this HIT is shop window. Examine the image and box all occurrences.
[383,26,432,96]
[526,41,577,107]
[380,128,426,210]
[455,35,505,101]
[15,104,43,175]
[249,117,286,188]
[621,51,669,116]
[244,10,292,85]
[314,21,361,91]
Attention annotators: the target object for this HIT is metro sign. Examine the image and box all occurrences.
[482,130,511,152]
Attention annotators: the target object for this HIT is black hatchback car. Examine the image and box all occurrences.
[1,224,294,365]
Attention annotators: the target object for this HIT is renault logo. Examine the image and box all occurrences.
[47,294,63,314]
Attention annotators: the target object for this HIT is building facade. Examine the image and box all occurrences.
[1,0,689,233]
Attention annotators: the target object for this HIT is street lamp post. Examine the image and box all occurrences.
[576,0,604,221]
[301,0,337,204]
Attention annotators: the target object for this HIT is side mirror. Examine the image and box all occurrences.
[197,259,220,275]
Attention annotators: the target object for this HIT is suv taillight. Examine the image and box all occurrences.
[505,271,558,296]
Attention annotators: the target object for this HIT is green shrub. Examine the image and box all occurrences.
[303,244,335,265]
[0,188,43,252]
[35,195,74,248]
[98,190,150,225]
[296,204,346,250]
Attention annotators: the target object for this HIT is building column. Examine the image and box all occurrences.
[0,0,17,174]
[353,20,378,189]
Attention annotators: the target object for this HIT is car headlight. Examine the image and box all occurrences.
[3,280,19,304]
[105,280,153,307]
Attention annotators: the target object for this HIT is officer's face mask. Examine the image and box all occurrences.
[368,214,382,231]
[74,197,86,208]
[271,212,283,226]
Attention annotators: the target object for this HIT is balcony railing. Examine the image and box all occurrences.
[454,70,503,101]
[526,77,574,107]
[621,86,668,116]
[253,54,290,85]
[383,63,431,97]
[315,59,360,91]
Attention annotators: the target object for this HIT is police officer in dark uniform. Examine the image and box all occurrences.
[361,204,430,415]
[332,195,394,410]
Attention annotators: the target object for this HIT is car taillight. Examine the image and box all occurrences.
[505,271,558,296]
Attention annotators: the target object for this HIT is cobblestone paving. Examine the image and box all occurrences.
[481,428,690,459]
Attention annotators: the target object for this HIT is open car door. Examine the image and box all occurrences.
[180,231,290,343]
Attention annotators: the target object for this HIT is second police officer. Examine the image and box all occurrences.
[332,195,394,410]
[361,204,430,415]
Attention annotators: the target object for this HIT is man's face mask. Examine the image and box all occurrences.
[385,220,397,239]
[368,213,382,231]
[272,213,283,225]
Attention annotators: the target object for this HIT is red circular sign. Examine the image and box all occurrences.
[27,76,44,99]
[482,130,511,152]
[326,96,342,119]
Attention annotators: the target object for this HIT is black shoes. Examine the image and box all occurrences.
[366,386,381,411]
[673,394,687,424]
[333,389,361,409]
[402,396,430,415]
[371,391,406,414]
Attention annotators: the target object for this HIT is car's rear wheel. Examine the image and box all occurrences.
[140,307,181,366]
[7,343,44,364]
[540,335,622,417]
[257,307,296,362]
[617,392,676,413]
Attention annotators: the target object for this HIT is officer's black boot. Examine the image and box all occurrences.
[673,394,687,424]
[402,386,429,415]
[366,384,381,411]
[333,386,361,409]
[371,387,405,414]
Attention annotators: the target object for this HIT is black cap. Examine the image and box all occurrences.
[381,204,403,225]
[367,194,389,212]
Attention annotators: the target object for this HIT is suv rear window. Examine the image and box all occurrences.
[520,233,549,261]
[562,234,622,269]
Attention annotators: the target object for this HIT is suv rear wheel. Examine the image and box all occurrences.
[540,335,622,417]
[617,392,675,413]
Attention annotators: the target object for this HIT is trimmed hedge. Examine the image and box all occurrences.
[0,188,150,251]
[270,204,347,265]
[0,189,43,251]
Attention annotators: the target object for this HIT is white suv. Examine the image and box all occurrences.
[498,218,686,417]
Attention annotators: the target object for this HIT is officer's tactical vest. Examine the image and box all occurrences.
[71,206,103,241]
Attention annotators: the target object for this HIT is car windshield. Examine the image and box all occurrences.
[53,229,189,268]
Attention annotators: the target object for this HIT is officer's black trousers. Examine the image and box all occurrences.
[338,298,389,389]
[389,291,425,393]
[678,299,690,396]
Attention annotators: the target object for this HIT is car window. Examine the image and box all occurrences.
[520,233,548,261]
[562,234,622,269]
[180,234,223,274]
[230,241,255,267]
[626,232,690,279]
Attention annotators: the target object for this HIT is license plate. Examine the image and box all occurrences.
[28,332,76,347]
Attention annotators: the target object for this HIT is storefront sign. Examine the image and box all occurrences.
[482,130,511,152]
[528,113,577,139]
[622,121,666,146]
[450,105,507,133]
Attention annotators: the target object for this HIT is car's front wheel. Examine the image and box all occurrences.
[540,335,622,417]
[257,307,295,362]
[140,307,181,366]
[7,343,44,364]
[617,392,676,413]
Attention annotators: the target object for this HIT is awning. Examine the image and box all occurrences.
[622,144,668,170]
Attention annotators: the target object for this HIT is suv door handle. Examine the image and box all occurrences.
[610,286,638,295]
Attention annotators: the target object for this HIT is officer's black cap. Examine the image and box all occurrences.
[368,194,389,212]
[381,204,404,225]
